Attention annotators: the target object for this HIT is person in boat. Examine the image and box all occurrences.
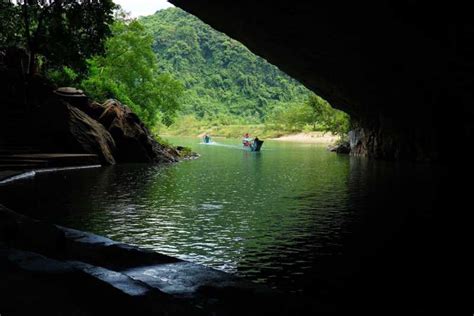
[251,136,260,151]
[203,134,211,143]
[252,136,260,150]
[243,133,251,147]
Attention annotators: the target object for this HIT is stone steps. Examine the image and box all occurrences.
[0,163,48,170]
[0,109,37,146]
[68,261,153,297]
[0,133,40,153]
[0,248,197,315]
[1,205,283,315]
[59,227,279,315]
[0,153,100,171]
[0,158,48,164]
[60,229,258,298]
[0,146,40,154]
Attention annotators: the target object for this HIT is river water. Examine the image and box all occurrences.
[0,136,462,312]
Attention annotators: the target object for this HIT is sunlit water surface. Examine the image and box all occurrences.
[0,137,442,296]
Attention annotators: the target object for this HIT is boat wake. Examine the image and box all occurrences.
[199,142,252,150]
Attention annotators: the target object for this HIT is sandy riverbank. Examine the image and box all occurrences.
[270,132,340,144]
[163,131,341,144]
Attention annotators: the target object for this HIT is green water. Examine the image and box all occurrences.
[0,136,441,294]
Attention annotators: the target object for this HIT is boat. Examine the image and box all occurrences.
[251,140,264,151]
[203,134,211,143]
[243,139,264,151]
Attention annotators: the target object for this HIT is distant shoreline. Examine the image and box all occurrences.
[162,131,340,144]
[270,132,339,144]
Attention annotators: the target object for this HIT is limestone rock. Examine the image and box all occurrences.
[54,87,86,98]
[92,99,178,163]
[66,104,116,164]
[37,99,116,165]
[54,87,89,112]
[1,48,180,165]
[329,141,351,154]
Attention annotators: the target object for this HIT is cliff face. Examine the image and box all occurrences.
[170,1,474,161]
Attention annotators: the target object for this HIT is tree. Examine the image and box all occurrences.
[81,20,184,128]
[0,2,23,49]
[306,94,350,135]
[0,0,115,75]
[265,95,350,135]
[266,102,314,132]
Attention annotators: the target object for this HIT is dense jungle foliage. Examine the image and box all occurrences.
[140,8,310,122]
[140,8,349,136]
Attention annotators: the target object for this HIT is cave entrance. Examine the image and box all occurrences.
[1,1,460,315]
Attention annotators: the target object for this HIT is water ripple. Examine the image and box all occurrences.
[1,138,384,292]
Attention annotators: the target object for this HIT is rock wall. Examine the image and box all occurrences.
[0,51,180,165]
[170,1,474,161]
[42,92,181,164]
[76,98,180,164]
[36,97,117,165]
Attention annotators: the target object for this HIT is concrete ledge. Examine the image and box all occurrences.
[0,164,101,185]
[1,203,286,315]
[1,248,199,315]
[59,226,181,270]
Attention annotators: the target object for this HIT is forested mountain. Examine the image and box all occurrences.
[140,8,310,122]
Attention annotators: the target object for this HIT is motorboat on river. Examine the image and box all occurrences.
[243,136,264,152]
[203,134,212,143]
[249,139,264,151]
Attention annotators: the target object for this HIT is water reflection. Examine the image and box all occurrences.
[0,137,453,312]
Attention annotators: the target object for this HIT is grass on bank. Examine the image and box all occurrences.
[158,114,342,141]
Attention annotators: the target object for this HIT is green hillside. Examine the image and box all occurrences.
[140,8,311,122]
